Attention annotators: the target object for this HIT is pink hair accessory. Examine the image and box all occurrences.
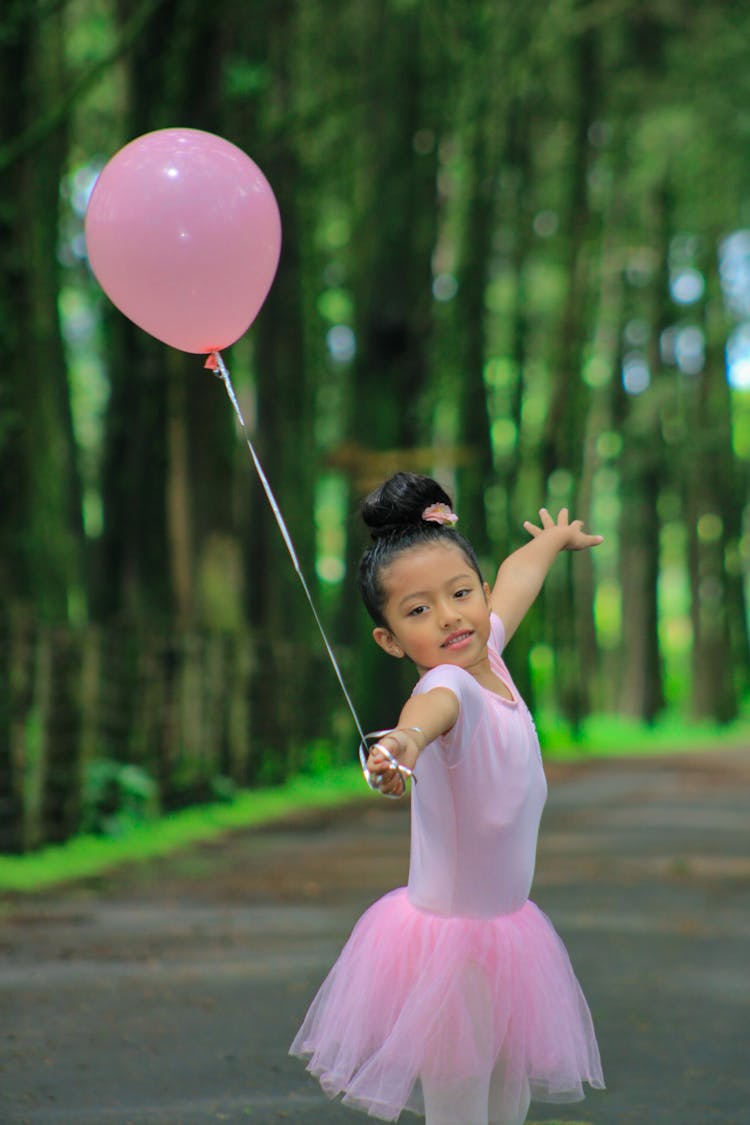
[422,503,458,526]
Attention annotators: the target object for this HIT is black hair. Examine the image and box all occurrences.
[358,472,484,628]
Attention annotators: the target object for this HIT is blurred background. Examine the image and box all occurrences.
[1,0,748,854]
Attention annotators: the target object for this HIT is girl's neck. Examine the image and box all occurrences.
[474,664,515,701]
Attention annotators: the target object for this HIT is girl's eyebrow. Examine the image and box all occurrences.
[397,572,475,608]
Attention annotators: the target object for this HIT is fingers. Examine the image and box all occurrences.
[367,755,405,797]
[524,508,603,548]
[367,730,416,774]
[572,532,604,550]
[380,772,405,797]
[523,507,560,537]
[367,740,398,772]
[368,746,414,780]
[523,506,553,537]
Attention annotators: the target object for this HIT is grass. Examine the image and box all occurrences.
[538,710,750,758]
[1,711,747,894]
[0,765,369,894]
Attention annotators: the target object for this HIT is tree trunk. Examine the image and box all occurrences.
[95,0,236,628]
[540,23,600,730]
[615,178,671,721]
[683,252,743,722]
[334,0,444,730]
[0,4,86,849]
[0,3,84,619]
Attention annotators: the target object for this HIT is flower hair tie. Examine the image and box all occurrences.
[422,502,458,526]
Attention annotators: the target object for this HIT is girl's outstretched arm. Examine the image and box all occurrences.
[490,507,602,645]
[365,687,459,797]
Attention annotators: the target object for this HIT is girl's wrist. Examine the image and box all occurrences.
[384,726,426,755]
[536,524,571,557]
[399,725,426,751]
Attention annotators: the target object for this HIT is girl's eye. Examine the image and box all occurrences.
[408,605,427,616]
[455,588,471,599]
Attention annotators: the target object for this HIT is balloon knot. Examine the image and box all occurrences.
[204,351,220,372]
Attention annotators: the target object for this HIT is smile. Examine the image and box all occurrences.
[442,631,473,648]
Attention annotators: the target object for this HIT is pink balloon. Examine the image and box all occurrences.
[84,128,281,353]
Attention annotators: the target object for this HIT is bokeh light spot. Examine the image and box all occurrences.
[725,323,750,389]
[596,431,623,460]
[582,355,610,387]
[433,273,458,302]
[491,417,517,456]
[675,326,704,375]
[697,512,723,543]
[670,268,705,305]
[326,324,356,363]
[622,352,650,394]
[533,210,558,238]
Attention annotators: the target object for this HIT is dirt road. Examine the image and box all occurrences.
[1,748,748,1124]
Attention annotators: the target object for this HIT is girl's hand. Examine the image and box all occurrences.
[366,728,422,799]
[523,507,603,551]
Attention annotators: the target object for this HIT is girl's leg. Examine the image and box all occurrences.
[487,1050,531,1125]
[422,1073,490,1125]
[421,964,494,1124]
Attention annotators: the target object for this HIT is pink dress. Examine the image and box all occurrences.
[290,614,604,1120]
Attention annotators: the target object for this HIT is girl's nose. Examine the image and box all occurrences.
[439,601,461,628]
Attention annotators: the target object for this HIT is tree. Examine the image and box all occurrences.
[0,1,86,850]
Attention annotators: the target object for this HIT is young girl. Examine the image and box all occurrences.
[290,472,605,1124]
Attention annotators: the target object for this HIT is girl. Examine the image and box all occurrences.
[290,472,605,1124]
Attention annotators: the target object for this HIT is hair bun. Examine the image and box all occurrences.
[361,472,453,540]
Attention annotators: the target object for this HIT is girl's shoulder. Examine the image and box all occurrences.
[411,662,488,759]
[412,661,483,700]
[489,611,506,657]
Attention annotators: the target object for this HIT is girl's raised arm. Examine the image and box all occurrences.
[490,507,602,645]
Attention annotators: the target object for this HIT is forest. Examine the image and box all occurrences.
[1,0,749,852]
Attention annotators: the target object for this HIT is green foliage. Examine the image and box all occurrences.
[209,774,238,803]
[222,56,270,99]
[299,738,343,775]
[80,759,159,837]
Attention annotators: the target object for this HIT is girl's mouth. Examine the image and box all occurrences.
[442,630,473,649]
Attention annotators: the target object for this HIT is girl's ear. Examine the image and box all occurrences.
[483,581,491,602]
[373,627,404,659]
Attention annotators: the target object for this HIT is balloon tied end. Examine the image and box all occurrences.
[204,351,221,375]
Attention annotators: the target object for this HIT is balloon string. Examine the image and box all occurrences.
[208,351,367,747]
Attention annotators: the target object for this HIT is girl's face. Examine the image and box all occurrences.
[372,542,492,677]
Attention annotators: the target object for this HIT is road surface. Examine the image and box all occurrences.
[1,748,748,1124]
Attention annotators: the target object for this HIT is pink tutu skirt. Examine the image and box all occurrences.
[290,888,604,1121]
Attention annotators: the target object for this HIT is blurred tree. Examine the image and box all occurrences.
[615,174,670,723]
[330,0,446,728]
[683,254,742,722]
[0,2,84,619]
[94,0,233,624]
[0,1,87,851]
[441,2,503,568]
[539,16,601,730]
[224,0,323,767]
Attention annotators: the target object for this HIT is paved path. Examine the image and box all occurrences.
[1,748,748,1125]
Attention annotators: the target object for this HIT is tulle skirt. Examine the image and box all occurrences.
[290,888,604,1121]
